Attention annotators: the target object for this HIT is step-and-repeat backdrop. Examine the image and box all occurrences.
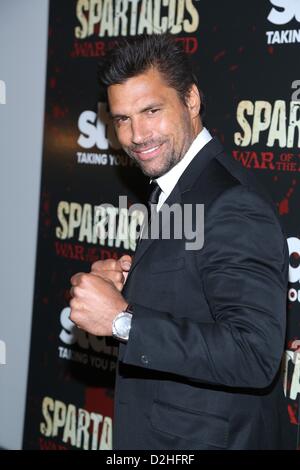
[23,0,300,449]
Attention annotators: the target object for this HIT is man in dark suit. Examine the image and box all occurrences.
[70,35,289,449]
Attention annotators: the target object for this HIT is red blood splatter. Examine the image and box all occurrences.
[277,179,297,215]
[213,50,226,62]
[84,388,114,443]
[43,199,49,213]
[278,198,289,215]
[84,387,114,417]
[49,78,56,89]
[52,105,68,118]
[287,404,299,425]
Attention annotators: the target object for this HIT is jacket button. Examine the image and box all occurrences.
[141,355,149,365]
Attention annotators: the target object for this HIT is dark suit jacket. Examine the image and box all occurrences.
[113,137,289,450]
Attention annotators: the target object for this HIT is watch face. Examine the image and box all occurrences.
[113,312,132,340]
[116,316,130,336]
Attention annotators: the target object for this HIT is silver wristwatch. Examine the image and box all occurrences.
[112,305,133,342]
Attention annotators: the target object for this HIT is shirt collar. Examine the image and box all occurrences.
[151,127,212,197]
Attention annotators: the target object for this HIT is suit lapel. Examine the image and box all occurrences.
[129,184,182,271]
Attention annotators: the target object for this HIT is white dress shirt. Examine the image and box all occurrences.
[153,127,212,211]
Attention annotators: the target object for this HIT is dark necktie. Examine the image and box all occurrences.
[148,181,161,223]
[136,181,161,248]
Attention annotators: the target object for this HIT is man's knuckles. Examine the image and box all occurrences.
[115,282,124,292]
[91,269,124,286]
[91,259,119,273]
[71,272,90,287]
[69,297,82,311]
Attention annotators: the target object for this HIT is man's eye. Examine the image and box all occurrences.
[149,108,160,114]
[114,116,128,124]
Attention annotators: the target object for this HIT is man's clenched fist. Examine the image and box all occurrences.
[91,254,132,290]
[69,255,132,336]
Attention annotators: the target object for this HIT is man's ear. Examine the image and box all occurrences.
[186,84,201,117]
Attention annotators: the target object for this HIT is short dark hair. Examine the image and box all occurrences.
[98,34,205,119]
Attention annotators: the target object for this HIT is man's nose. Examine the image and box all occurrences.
[131,117,152,145]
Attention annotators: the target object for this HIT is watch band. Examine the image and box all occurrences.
[125,304,133,315]
[112,304,133,342]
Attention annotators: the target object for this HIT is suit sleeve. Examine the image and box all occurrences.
[121,185,289,389]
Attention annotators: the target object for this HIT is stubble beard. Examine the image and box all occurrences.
[125,132,195,178]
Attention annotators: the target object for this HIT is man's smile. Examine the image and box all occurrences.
[130,143,164,160]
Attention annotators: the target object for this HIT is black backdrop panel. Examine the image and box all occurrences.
[23,0,300,449]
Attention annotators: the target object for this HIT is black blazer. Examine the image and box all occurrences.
[114,137,289,450]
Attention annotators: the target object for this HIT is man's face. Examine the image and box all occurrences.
[108,68,201,178]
